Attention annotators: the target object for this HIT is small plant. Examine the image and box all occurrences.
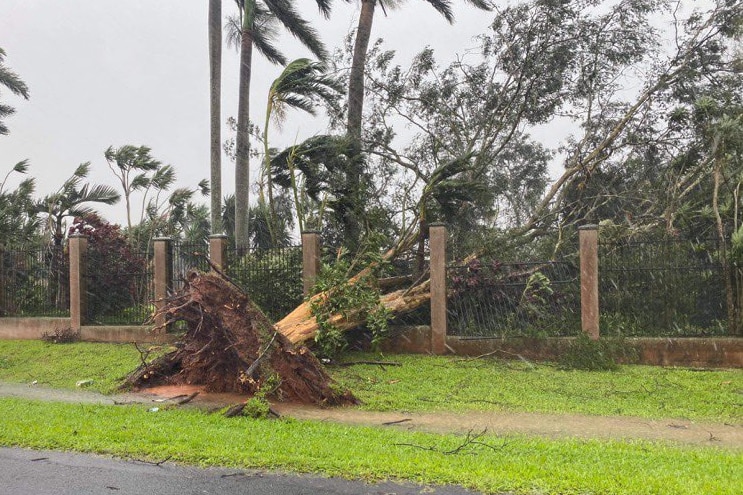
[242,397,271,419]
[558,334,636,371]
[41,327,81,344]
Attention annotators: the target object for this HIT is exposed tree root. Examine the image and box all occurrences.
[122,271,356,406]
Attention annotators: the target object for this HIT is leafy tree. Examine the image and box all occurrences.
[346,0,493,141]
[226,0,335,250]
[0,47,29,136]
[67,214,148,321]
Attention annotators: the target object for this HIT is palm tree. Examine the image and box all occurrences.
[228,0,335,250]
[262,58,343,239]
[38,162,120,246]
[0,47,30,136]
[209,0,223,234]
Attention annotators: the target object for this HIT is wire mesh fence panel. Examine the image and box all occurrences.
[172,240,210,292]
[85,245,153,325]
[226,245,303,322]
[447,259,581,338]
[0,244,69,317]
[599,237,727,336]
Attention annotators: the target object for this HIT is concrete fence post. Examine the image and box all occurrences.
[429,223,447,354]
[209,234,229,271]
[579,224,600,340]
[301,231,321,296]
[69,234,88,331]
[153,237,173,332]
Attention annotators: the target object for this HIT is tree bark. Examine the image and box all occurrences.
[209,0,223,233]
[347,0,375,142]
[235,7,254,250]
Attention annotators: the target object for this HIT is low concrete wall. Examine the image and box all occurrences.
[0,318,71,339]
[386,326,743,368]
[80,326,173,344]
[0,319,173,344]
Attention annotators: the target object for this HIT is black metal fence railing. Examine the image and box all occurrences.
[226,244,303,322]
[172,240,210,292]
[447,259,581,338]
[0,244,69,317]
[599,237,726,336]
[85,246,153,325]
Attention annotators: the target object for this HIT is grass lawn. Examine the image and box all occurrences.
[0,340,741,494]
[0,397,740,495]
[332,353,743,422]
[1,341,739,422]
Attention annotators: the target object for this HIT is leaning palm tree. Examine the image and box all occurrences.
[228,0,335,250]
[262,58,343,240]
[209,0,223,233]
[38,162,121,246]
[0,47,30,136]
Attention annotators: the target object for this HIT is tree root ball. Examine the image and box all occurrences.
[122,270,357,406]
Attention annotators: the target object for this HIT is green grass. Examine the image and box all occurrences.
[0,341,740,422]
[0,340,146,394]
[1,397,740,495]
[332,353,743,422]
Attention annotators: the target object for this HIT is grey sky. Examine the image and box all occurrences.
[0,1,493,226]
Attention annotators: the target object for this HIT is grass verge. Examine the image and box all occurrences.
[0,340,146,394]
[1,341,740,422]
[1,397,740,495]
[332,353,742,422]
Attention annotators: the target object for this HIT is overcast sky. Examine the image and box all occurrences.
[0,1,495,226]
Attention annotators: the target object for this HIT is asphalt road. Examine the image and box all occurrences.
[0,447,483,495]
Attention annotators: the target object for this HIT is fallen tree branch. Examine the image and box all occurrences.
[394,429,507,455]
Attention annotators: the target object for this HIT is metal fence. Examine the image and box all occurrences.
[85,245,153,325]
[446,258,581,338]
[226,244,303,322]
[0,244,69,317]
[172,240,210,291]
[599,237,726,336]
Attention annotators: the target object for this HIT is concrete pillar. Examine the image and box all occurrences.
[429,223,447,354]
[579,224,600,340]
[209,234,229,271]
[301,231,321,296]
[153,237,173,331]
[68,234,87,330]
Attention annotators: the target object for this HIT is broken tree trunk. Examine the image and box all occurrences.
[275,280,431,344]
[123,271,356,406]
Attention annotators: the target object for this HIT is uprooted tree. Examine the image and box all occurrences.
[126,0,741,398]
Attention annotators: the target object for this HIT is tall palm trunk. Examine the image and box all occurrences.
[263,101,278,245]
[347,0,375,141]
[209,0,223,234]
[235,6,255,251]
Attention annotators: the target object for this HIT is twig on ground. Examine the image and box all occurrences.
[382,418,413,426]
[337,361,402,367]
[127,455,172,467]
[176,392,199,405]
[394,428,507,455]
